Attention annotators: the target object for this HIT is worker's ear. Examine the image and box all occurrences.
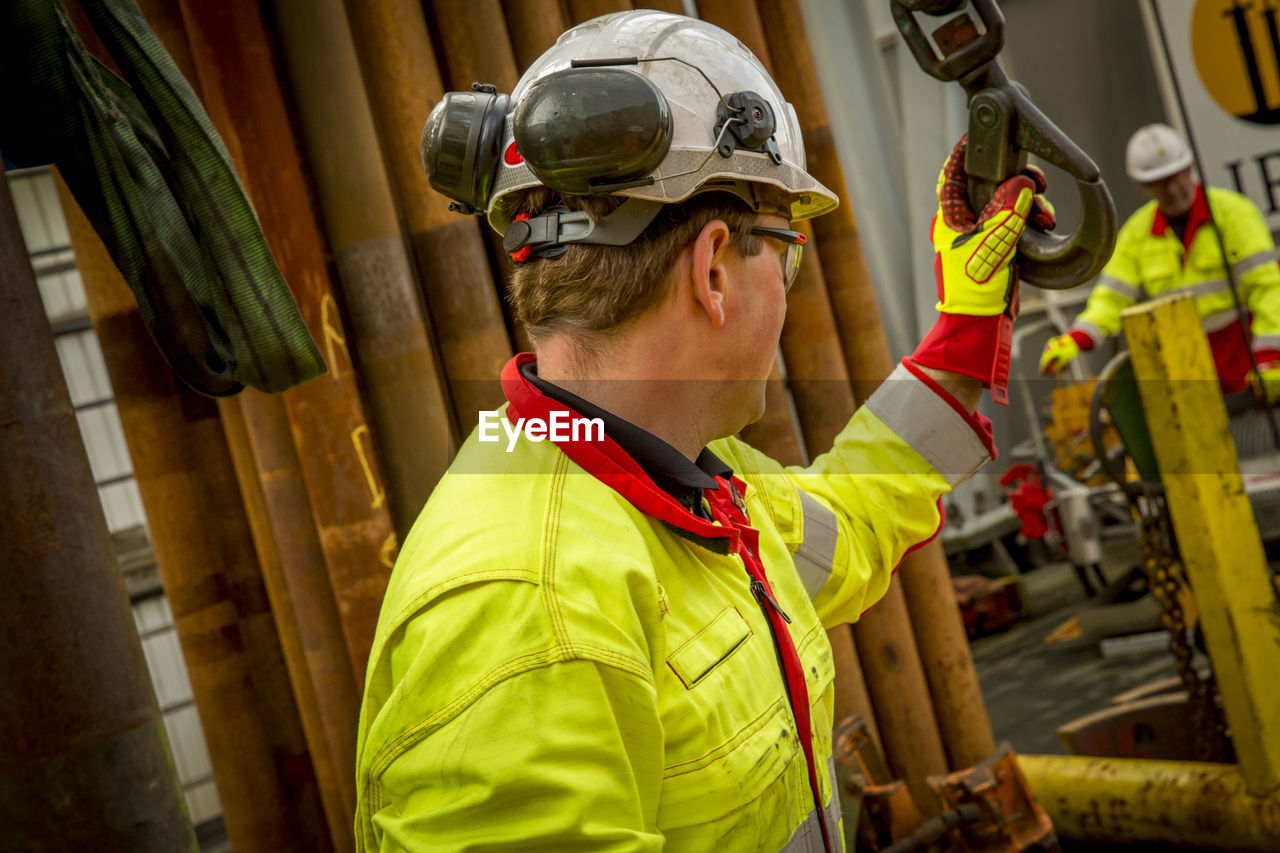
[689,219,735,328]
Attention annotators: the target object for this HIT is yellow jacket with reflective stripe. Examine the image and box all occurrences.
[1073,186,1280,349]
[354,364,991,852]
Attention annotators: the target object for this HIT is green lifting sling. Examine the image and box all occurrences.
[2,0,325,396]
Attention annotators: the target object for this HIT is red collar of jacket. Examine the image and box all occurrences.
[1151,184,1209,254]
[501,353,751,547]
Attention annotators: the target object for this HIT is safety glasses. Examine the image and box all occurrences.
[750,226,807,292]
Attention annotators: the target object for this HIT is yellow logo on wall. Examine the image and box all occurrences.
[1193,0,1280,124]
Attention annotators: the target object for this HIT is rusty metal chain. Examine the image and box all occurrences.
[1137,493,1225,761]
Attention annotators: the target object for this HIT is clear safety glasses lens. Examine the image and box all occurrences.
[783,242,803,292]
[750,226,806,293]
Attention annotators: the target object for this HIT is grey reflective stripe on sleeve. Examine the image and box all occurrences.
[865,364,991,486]
[1096,274,1142,301]
[794,490,838,600]
[777,758,844,853]
[1234,248,1280,276]
[1182,277,1229,298]
[1202,306,1243,333]
[1255,335,1280,352]
[1071,321,1104,347]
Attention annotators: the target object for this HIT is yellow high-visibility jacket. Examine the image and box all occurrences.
[355,357,993,852]
[1071,186,1280,386]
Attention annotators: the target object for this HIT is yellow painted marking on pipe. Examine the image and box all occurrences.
[321,292,351,379]
[378,532,398,570]
[351,424,386,510]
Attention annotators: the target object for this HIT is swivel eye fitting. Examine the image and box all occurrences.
[891,0,1118,290]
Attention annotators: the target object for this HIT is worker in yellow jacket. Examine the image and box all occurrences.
[356,11,1051,852]
[1040,124,1280,391]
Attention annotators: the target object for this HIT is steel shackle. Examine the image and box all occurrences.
[891,0,1118,290]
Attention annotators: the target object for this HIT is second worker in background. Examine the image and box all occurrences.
[1041,123,1280,392]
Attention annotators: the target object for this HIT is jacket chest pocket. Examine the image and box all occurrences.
[666,606,753,688]
[1189,231,1224,273]
[1139,244,1180,289]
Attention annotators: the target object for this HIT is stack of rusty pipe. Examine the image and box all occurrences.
[31,1,998,850]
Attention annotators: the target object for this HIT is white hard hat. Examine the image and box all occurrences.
[1125,124,1193,183]
[486,10,838,234]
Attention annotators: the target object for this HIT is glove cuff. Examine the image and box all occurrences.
[1068,329,1095,351]
[912,312,1013,405]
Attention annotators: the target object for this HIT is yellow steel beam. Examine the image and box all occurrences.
[1122,293,1280,795]
[1019,754,1280,850]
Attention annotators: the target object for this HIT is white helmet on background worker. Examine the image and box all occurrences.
[420,10,837,251]
[1124,123,1193,183]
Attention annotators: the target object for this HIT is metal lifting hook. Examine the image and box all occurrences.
[891,0,1118,289]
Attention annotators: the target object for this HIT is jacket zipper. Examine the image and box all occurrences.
[742,545,834,853]
[750,578,791,623]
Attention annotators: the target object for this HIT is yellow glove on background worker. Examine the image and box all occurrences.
[1248,358,1280,400]
[910,136,1055,404]
[1040,332,1084,374]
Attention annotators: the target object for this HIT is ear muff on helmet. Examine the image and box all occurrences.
[422,59,798,221]
[513,68,673,195]
[421,83,511,214]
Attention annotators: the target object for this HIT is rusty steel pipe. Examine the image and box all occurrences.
[430,0,521,92]
[827,624,883,750]
[640,0,685,13]
[566,0,632,23]
[852,580,949,816]
[895,548,996,770]
[127,3,357,843]
[60,178,331,853]
[221,394,362,853]
[756,0,893,401]
[268,0,457,537]
[344,0,511,430]
[696,0,770,60]
[755,0,996,772]
[178,0,399,676]
[1020,754,1280,851]
[501,0,570,70]
[0,169,196,852]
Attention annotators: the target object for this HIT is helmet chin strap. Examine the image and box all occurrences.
[501,179,798,263]
[502,197,666,261]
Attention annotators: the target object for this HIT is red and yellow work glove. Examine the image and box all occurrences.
[911,136,1055,404]
[1039,331,1092,374]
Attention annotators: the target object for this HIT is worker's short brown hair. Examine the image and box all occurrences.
[501,189,767,348]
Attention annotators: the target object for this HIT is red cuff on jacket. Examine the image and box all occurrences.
[1069,329,1095,351]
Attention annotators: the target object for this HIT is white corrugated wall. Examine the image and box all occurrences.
[9,166,222,829]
